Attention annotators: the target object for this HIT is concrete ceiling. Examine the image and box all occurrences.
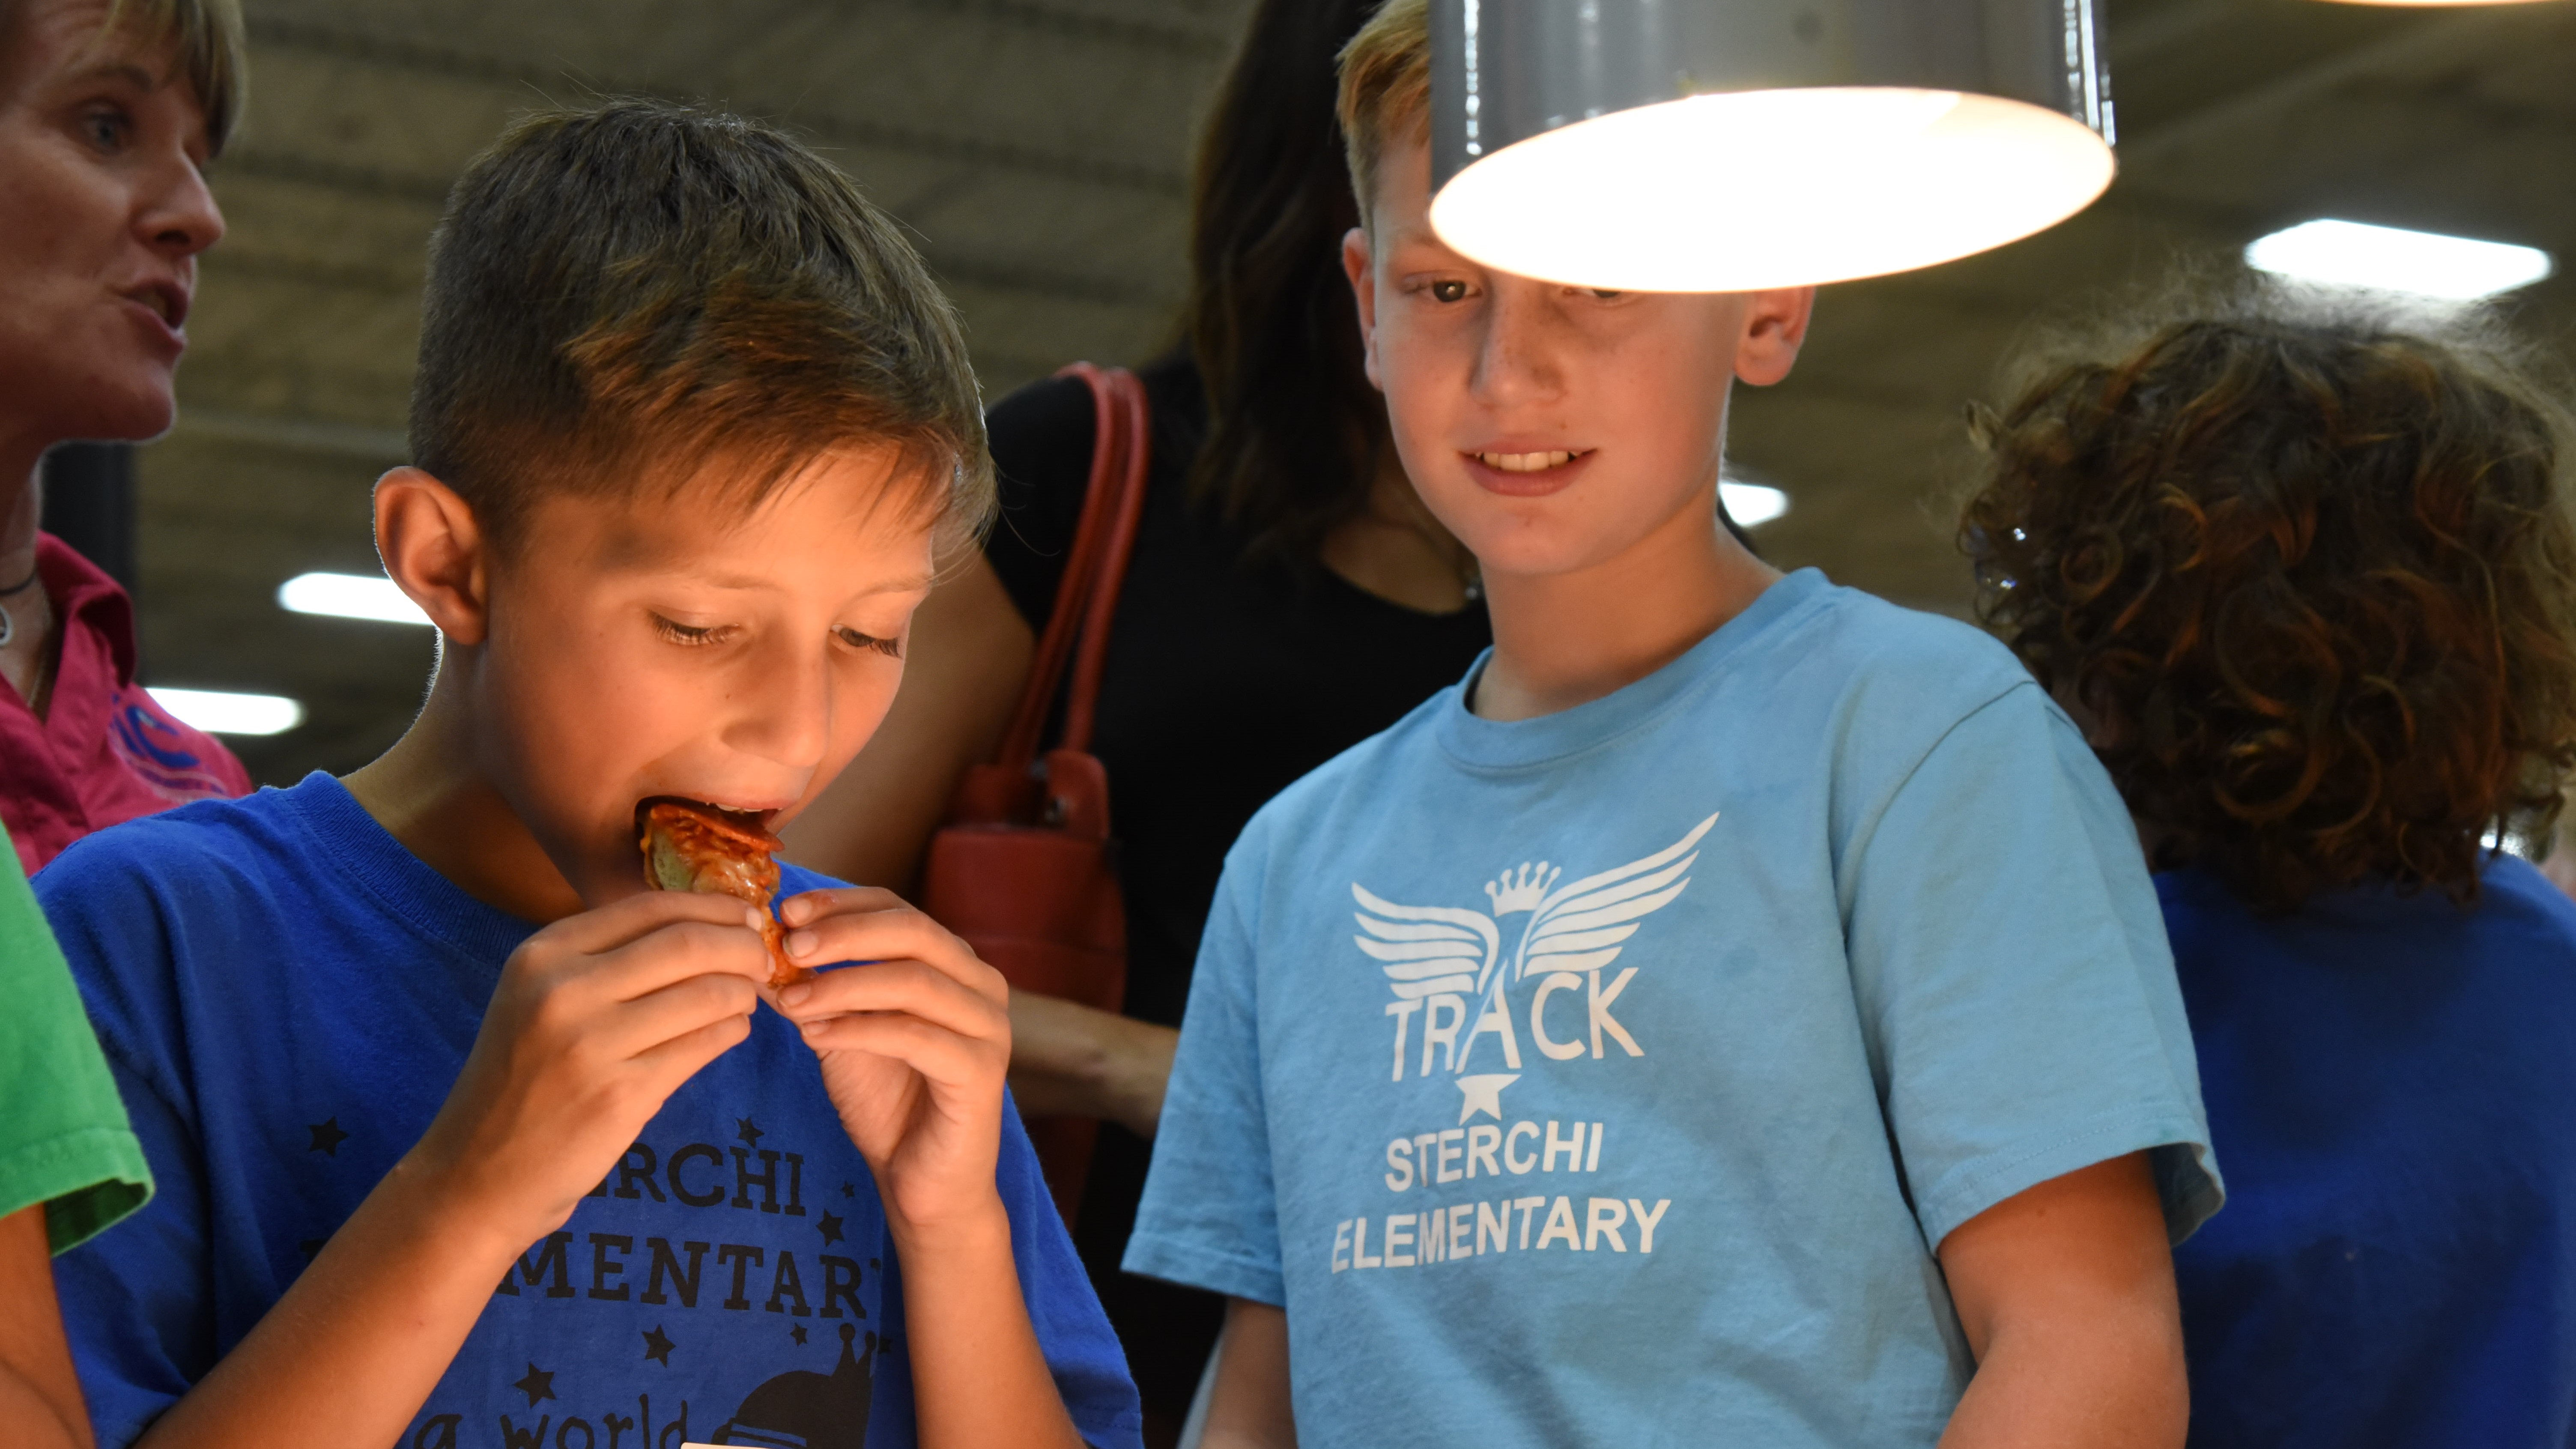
[127,0,2576,783]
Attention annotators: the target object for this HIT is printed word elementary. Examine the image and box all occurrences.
[1333,1195,1672,1270]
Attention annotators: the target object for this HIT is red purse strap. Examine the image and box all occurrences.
[988,362,1151,771]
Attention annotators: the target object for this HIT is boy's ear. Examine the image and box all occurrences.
[1734,287,1818,388]
[373,466,492,647]
[1343,225,1386,393]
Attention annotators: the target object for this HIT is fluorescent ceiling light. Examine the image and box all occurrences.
[278,571,432,626]
[147,687,304,736]
[1720,479,1791,528]
[2245,219,2552,300]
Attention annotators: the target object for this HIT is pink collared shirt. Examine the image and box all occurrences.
[2,535,251,875]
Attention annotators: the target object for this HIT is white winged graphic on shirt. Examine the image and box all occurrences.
[1350,813,1716,1116]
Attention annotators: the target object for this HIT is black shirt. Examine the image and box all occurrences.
[982,353,1491,1416]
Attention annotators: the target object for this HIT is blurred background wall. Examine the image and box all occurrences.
[104,0,2576,782]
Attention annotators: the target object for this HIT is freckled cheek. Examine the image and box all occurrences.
[1381,372,1464,472]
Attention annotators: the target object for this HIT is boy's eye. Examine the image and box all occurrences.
[1587,287,1625,301]
[1430,279,1470,304]
[836,626,902,660]
[652,615,730,647]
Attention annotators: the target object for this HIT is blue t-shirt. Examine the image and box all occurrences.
[1128,569,2223,1449]
[40,772,1141,1449]
[2162,858,2576,1448]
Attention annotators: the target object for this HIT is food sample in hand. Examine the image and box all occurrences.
[636,798,807,989]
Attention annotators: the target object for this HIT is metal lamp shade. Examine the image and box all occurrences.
[1428,0,2117,292]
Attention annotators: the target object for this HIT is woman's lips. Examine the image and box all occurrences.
[120,289,186,355]
[1462,447,1594,497]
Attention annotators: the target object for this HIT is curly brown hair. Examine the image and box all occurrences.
[1961,290,2576,911]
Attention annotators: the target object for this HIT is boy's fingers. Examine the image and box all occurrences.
[778,959,1005,1041]
[629,1008,757,1087]
[604,971,763,1060]
[589,919,774,1003]
[778,909,1004,1002]
[530,888,773,958]
[796,1012,997,1089]
[777,885,906,927]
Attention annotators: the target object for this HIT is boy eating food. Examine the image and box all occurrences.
[1125,2,2223,1445]
[41,100,1139,1449]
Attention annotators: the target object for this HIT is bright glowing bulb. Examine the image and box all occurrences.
[1430,88,2115,293]
[1720,480,1790,527]
[2245,219,2552,300]
[278,571,433,625]
[147,687,304,736]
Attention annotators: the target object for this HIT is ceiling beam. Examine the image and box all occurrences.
[2117,4,2555,170]
[246,13,1192,196]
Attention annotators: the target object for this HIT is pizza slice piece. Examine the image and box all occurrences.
[637,797,808,989]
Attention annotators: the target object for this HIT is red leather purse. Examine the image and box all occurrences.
[919,362,1149,1226]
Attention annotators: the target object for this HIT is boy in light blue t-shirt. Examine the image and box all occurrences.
[1122,4,2222,1446]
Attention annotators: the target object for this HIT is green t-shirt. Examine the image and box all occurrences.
[0,819,149,1252]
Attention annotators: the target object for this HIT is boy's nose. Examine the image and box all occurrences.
[722,646,833,772]
[1470,281,1568,406]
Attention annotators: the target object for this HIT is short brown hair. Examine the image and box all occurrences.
[1335,0,1430,227]
[1961,289,2576,911]
[2,0,248,154]
[410,99,992,551]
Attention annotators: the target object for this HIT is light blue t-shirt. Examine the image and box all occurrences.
[1127,569,2221,1449]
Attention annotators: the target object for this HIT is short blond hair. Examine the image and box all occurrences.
[1335,0,1430,227]
[2,0,249,153]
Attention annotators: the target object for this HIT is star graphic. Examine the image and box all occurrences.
[817,1211,845,1248]
[511,1363,556,1407]
[790,1324,808,1345]
[1456,1073,1520,1124]
[841,1181,856,1199]
[306,1118,349,1156]
[735,1117,765,1148]
[641,1326,673,1365]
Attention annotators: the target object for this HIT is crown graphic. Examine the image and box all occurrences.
[1483,862,1559,915]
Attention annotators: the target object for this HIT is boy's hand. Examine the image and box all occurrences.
[406,891,773,1252]
[771,887,1012,1234]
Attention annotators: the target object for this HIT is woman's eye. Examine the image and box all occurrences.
[837,627,902,660]
[652,615,728,646]
[1430,280,1470,304]
[79,105,132,153]
[1588,288,1625,301]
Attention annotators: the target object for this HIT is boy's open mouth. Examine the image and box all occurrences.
[630,795,783,845]
[1473,448,1592,474]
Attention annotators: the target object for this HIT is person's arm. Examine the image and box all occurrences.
[121,892,772,1449]
[1005,992,1178,1135]
[773,885,1091,1449]
[779,546,1181,1137]
[1199,1298,1296,1449]
[1934,1153,2187,1449]
[0,1205,94,1449]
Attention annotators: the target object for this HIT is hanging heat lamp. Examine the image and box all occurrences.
[1427,0,2119,293]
